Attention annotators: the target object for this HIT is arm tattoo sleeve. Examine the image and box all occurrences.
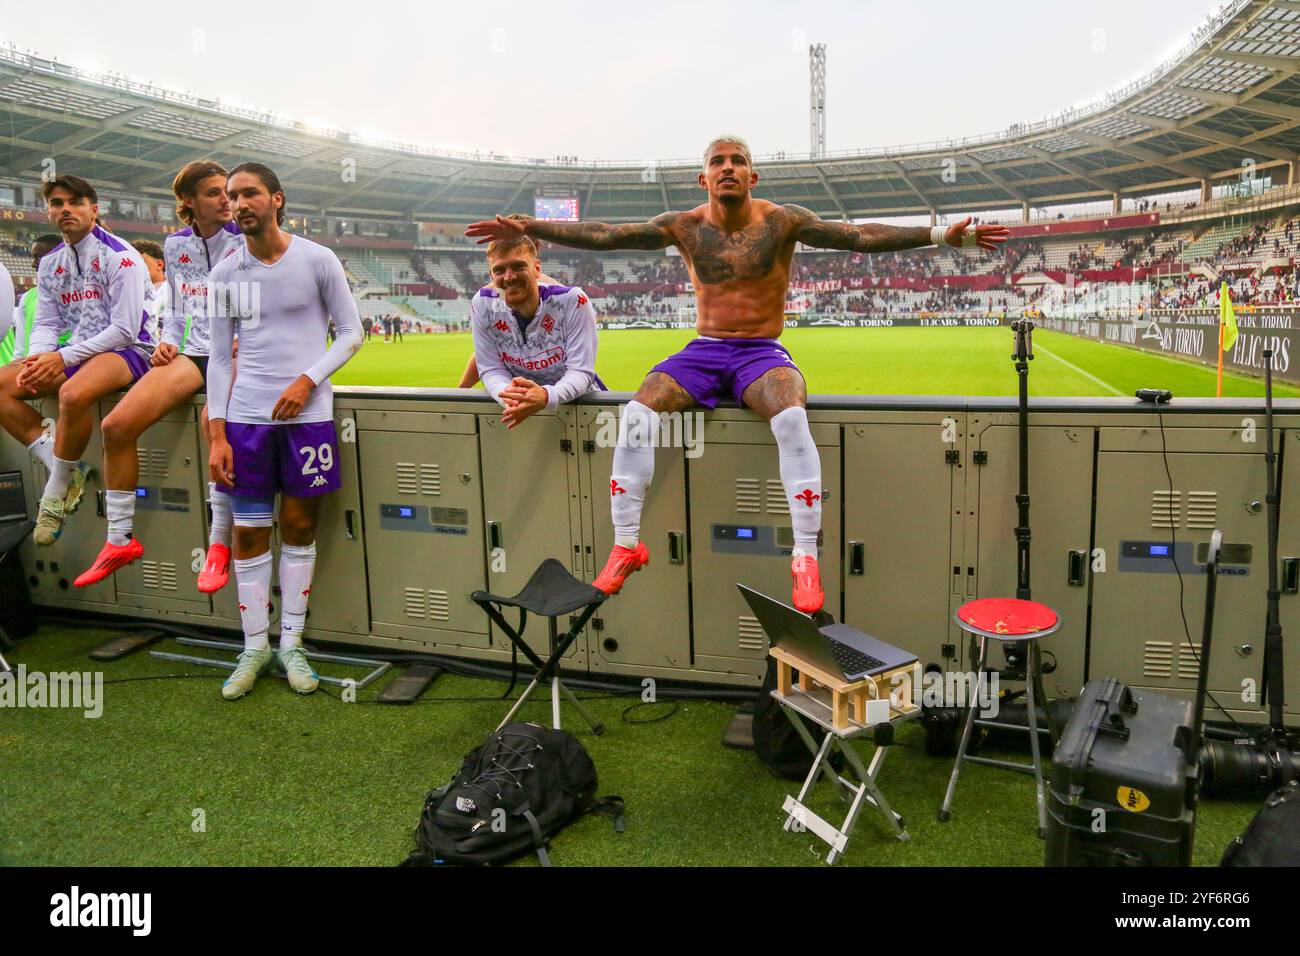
[527,212,677,251]
[787,204,932,254]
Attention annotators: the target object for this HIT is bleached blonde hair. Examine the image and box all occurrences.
[703,136,753,169]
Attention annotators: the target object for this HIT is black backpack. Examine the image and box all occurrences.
[403,722,624,867]
[1221,781,1300,867]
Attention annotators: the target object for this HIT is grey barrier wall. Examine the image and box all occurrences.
[2,389,1297,725]
[1039,312,1299,385]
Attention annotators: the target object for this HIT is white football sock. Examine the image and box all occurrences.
[27,433,55,471]
[105,490,136,546]
[233,552,273,652]
[277,542,316,651]
[208,483,232,548]
[43,456,75,500]
[770,406,822,556]
[610,401,658,549]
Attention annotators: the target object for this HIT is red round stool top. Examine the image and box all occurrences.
[955,598,1060,641]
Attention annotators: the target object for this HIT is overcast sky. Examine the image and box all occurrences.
[1,1,1220,161]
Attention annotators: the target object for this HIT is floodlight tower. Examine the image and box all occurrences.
[809,44,826,159]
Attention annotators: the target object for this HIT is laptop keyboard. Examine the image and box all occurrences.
[830,640,885,675]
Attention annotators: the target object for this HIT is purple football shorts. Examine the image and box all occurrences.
[63,347,150,383]
[650,336,802,409]
[224,420,342,500]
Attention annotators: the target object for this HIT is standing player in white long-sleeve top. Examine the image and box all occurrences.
[205,163,363,700]
[0,175,154,546]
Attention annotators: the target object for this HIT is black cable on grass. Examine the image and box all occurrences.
[99,674,217,685]
[621,700,679,724]
[1155,407,1247,734]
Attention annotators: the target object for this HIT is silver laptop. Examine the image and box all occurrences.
[737,584,917,681]
[0,471,26,524]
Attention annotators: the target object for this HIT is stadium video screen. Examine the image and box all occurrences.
[534,194,580,222]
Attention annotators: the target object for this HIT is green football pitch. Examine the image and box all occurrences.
[336,326,1300,399]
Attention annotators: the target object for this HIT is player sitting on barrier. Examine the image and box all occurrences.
[468,218,603,428]
[1,235,65,367]
[75,161,242,589]
[468,137,1007,612]
[0,175,155,546]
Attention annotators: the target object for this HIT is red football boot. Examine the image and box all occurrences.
[75,538,144,588]
[791,554,824,614]
[593,542,650,596]
[197,542,231,594]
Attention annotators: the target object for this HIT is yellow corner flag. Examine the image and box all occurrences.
[1220,281,1239,352]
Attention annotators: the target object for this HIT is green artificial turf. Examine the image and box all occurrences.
[333,327,1300,399]
[0,625,1264,866]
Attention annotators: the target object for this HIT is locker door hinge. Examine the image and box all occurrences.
[560,438,573,453]
[582,439,596,453]
[945,449,960,465]
[973,450,988,465]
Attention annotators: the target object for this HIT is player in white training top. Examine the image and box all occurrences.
[2,235,64,367]
[469,223,602,428]
[0,175,153,546]
[75,161,242,590]
[205,163,363,700]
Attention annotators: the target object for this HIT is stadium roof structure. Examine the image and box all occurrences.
[4,0,1300,224]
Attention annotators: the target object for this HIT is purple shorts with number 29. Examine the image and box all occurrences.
[224,421,342,499]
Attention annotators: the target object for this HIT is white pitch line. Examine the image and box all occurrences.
[1034,343,1125,396]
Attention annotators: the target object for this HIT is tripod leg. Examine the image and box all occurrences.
[1026,642,1047,839]
[1032,641,1058,746]
[557,680,605,735]
[940,635,987,822]
[496,675,545,732]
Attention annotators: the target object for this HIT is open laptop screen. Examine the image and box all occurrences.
[0,471,27,523]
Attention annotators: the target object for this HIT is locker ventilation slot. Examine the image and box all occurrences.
[427,589,450,622]
[1143,641,1174,678]
[404,588,449,622]
[765,479,790,515]
[140,561,178,592]
[1151,490,1181,528]
[397,462,440,496]
[404,588,426,619]
[421,464,441,496]
[735,478,761,514]
[1178,643,1203,680]
[1186,491,1217,530]
[738,616,765,652]
[397,463,420,496]
[137,448,169,480]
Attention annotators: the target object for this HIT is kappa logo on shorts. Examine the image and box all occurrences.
[310,476,328,488]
